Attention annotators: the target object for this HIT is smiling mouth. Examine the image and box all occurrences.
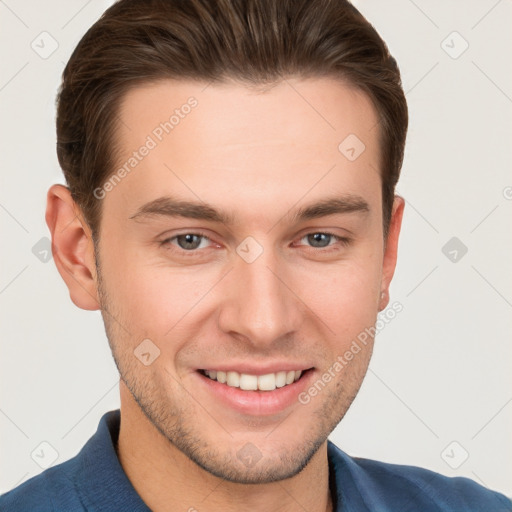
[198,368,312,391]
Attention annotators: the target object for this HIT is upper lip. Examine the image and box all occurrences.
[198,363,314,376]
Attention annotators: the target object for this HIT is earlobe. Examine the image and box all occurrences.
[45,184,100,311]
[379,290,389,310]
[379,196,405,311]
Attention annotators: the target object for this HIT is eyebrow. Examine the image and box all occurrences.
[129,194,370,225]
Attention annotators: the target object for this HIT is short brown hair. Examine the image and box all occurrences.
[56,0,408,240]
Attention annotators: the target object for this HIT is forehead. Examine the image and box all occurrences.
[117,76,379,151]
[105,77,381,224]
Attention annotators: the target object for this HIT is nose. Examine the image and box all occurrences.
[217,247,303,348]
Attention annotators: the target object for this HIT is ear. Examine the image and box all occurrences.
[45,184,100,310]
[379,196,405,311]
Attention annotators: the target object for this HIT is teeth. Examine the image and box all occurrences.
[275,371,287,388]
[240,373,258,391]
[203,369,304,391]
[226,371,240,387]
[258,373,276,391]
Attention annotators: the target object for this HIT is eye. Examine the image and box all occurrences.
[163,233,212,251]
[298,232,349,249]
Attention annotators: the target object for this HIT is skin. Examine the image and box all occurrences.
[46,77,404,512]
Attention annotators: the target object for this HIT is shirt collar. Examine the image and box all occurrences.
[74,409,151,511]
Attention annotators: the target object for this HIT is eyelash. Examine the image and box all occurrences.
[159,231,351,255]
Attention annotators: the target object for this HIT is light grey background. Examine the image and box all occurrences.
[1,0,511,498]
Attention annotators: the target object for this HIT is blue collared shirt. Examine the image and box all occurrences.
[1,410,510,511]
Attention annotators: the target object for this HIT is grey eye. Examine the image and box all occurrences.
[176,234,204,250]
[306,233,333,248]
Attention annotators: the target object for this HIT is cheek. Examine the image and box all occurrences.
[295,257,382,336]
[100,246,219,335]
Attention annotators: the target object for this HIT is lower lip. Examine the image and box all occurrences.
[195,369,315,416]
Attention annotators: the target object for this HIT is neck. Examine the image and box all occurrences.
[116,385,333,512]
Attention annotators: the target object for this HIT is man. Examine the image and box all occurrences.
[1,0,510,510]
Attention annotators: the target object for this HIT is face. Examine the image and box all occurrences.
[90,77,401,484]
